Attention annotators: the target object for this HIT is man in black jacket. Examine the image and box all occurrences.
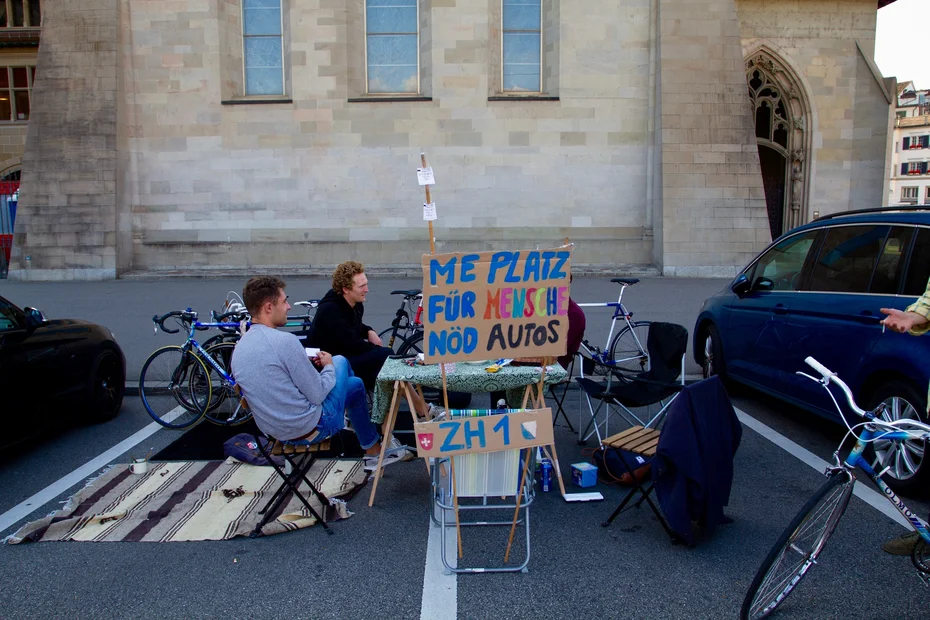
[309,260,390,391]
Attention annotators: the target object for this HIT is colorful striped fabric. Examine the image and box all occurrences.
[448,408,526,497]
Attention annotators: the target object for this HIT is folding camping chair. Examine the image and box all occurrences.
[234,389,334,538]
[575,322,689,444]
[600,375,741,546]
[430,411,536,574]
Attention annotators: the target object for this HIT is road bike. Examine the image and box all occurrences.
[140,310,252,430]
[576,277,650,374]
[741,356,930,619]
[378,289,425,355]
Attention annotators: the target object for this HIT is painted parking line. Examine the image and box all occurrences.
[735,407,910,528]
[421,510,457,620]
[0,408,183,535]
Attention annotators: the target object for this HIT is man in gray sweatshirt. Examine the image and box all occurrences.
[231,276,404,469]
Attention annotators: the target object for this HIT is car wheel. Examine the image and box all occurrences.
[865,380,927,494]
[85,349,125,422]
[700,324,726,380]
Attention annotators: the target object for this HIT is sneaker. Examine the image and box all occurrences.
[363,450,406,472]
[427,403,446,420]
[882,531,922,556]
[496,398,507,409]
[389,436,415,461]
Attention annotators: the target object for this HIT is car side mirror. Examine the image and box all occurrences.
[23,307,47,329]
[731,274,750,297]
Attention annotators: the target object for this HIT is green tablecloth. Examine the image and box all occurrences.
[372,357,568,423]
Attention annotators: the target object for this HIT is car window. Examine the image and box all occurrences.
[747,231,817,291]
[869,226,914,295]
[903,226,930,297]
[0,299,22,332]
[807,225,889,293]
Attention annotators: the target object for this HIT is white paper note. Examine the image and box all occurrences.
[423,202,437,221]
[417,167,435,186]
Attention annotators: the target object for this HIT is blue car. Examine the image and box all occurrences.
[694,207,930,493]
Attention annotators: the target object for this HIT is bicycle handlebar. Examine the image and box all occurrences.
[801,356,930,437]
[153,310,198,335]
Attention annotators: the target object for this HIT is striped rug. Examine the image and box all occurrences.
[8,458,368,543]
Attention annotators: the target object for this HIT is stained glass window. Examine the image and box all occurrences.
[366,0,418,94]
[502,0,540,92]
[243,0,284,96]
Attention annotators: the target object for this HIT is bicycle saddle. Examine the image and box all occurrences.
[390,289,422,296]
[610,278,640,285]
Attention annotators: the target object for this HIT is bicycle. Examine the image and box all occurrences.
[214,291,319,344]
[378,289,425,355]
[140,310,252,430]
[576,278,650,374]
[741,356,930,620]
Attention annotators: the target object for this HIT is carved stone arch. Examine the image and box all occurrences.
[745,47,812,239]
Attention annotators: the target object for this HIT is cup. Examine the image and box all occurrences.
[130,459,149,475]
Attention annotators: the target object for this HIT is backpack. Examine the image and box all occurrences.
[592,447,651,486]
[223,433,283,467]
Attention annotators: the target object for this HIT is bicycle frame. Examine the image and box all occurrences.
[842,425,930,539]
[577,283,644,365]
[182,320,237,386]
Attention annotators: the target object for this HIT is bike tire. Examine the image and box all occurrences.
[139,346,210,429]
[740,471,854,620]
[607,321,651,373]
[378,326,407,353]
[196,342,253,426]
[398,333,440,402]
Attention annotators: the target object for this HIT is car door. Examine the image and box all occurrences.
[725,230,818,390]
[781,224,898,417]
[0,298,31,441]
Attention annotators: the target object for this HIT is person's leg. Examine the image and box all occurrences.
[320,356,378,452]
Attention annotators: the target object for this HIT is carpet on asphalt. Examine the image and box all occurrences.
[7,458,368,543]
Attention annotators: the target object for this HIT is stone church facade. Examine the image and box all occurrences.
[8,0,896,280]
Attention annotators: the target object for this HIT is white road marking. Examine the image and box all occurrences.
[420,475,457,619]
[736,407,911,528]
[0,408,183,534]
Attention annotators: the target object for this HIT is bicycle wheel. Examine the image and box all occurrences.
[139,346,211,429]
[741,471,855,620]
[196,342,253,426]
[398,333,440,401]
[378,325,412,353]
[608,321,651,373]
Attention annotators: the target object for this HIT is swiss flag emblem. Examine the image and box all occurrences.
[419,434,433,450]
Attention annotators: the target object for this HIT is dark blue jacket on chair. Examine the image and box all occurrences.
[652,375,742,545]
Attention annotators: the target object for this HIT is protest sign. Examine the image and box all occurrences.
[413,409,555,458]
[420,247,572,363]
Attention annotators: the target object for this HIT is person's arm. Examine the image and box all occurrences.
[315,302,372,355]
[356,304,382,345]
[281,337,336,405]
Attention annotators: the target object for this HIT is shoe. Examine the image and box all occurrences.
[496,398,507,409]
[389,436,415,461]
[363,450,406,472]
[427,403,446,420]
[882,531,922,555]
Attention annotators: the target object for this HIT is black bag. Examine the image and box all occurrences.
[592,448,651,485]
[223,433,283,467]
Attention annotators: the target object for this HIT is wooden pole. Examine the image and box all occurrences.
[421,153,435,255]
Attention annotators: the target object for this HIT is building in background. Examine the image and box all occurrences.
[889,80,930,206]
[0,0,40,277]
[7,0,899,280]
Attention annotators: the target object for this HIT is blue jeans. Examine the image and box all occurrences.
[313,356,380,450]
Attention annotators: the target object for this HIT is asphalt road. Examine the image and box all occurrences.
[1,275,929,619]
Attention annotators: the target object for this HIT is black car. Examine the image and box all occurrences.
[0,295,125,448]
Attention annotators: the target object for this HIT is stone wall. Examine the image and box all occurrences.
[9,0,119,281]
[657,0,769,277]
[124,0,655,272]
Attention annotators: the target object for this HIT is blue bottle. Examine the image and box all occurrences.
[541,458,552,492]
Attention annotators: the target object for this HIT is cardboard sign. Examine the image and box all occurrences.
[421,247,572,363]
[414,409,555,458]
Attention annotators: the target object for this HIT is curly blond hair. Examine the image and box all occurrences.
[332,261,365,294]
